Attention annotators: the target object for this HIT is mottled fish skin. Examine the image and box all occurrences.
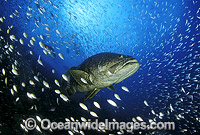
[62,52,139,99]
[78,52,139,86]
[1,0,199,134]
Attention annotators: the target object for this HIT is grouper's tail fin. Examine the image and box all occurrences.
[61,66,77,97]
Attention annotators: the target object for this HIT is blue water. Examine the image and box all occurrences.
[0,0,199,134]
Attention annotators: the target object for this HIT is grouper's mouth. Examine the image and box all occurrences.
[115,59,139,83]
[122,59,139,68]
[124,60,139,76]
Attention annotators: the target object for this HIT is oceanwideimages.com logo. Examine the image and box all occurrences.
[24,118,175,132]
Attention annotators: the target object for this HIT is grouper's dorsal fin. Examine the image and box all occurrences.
[61,67,77,97]
[84,88,101,100]
[70,70,92,85]
[61,66,76,89]
[65,66,77,76]
[61,67,76,89]
[107,85,116,91]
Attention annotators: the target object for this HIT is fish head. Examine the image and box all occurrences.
[108,54,140,83]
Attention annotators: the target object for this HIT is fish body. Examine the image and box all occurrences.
[62,52,139,100]
[44,45,56,58]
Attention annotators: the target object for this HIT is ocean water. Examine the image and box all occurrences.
[0,0,199,135]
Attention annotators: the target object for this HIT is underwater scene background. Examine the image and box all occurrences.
[0,0,199,134]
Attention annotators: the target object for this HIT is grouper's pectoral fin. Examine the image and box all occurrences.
[70,70,92,85]
[84,88,101,100]
[107,85,116,91]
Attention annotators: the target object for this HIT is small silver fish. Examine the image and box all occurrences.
[107,99,118,108]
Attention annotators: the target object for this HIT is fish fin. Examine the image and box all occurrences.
[107,85,116,91]
[84,89,101,100]
[65,87,76,97]
[70,70,92,85]
[61,76,76,97]
[61,67,77,96]
[65,66,77,76]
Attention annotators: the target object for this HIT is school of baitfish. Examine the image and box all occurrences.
[0,0,199,134]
